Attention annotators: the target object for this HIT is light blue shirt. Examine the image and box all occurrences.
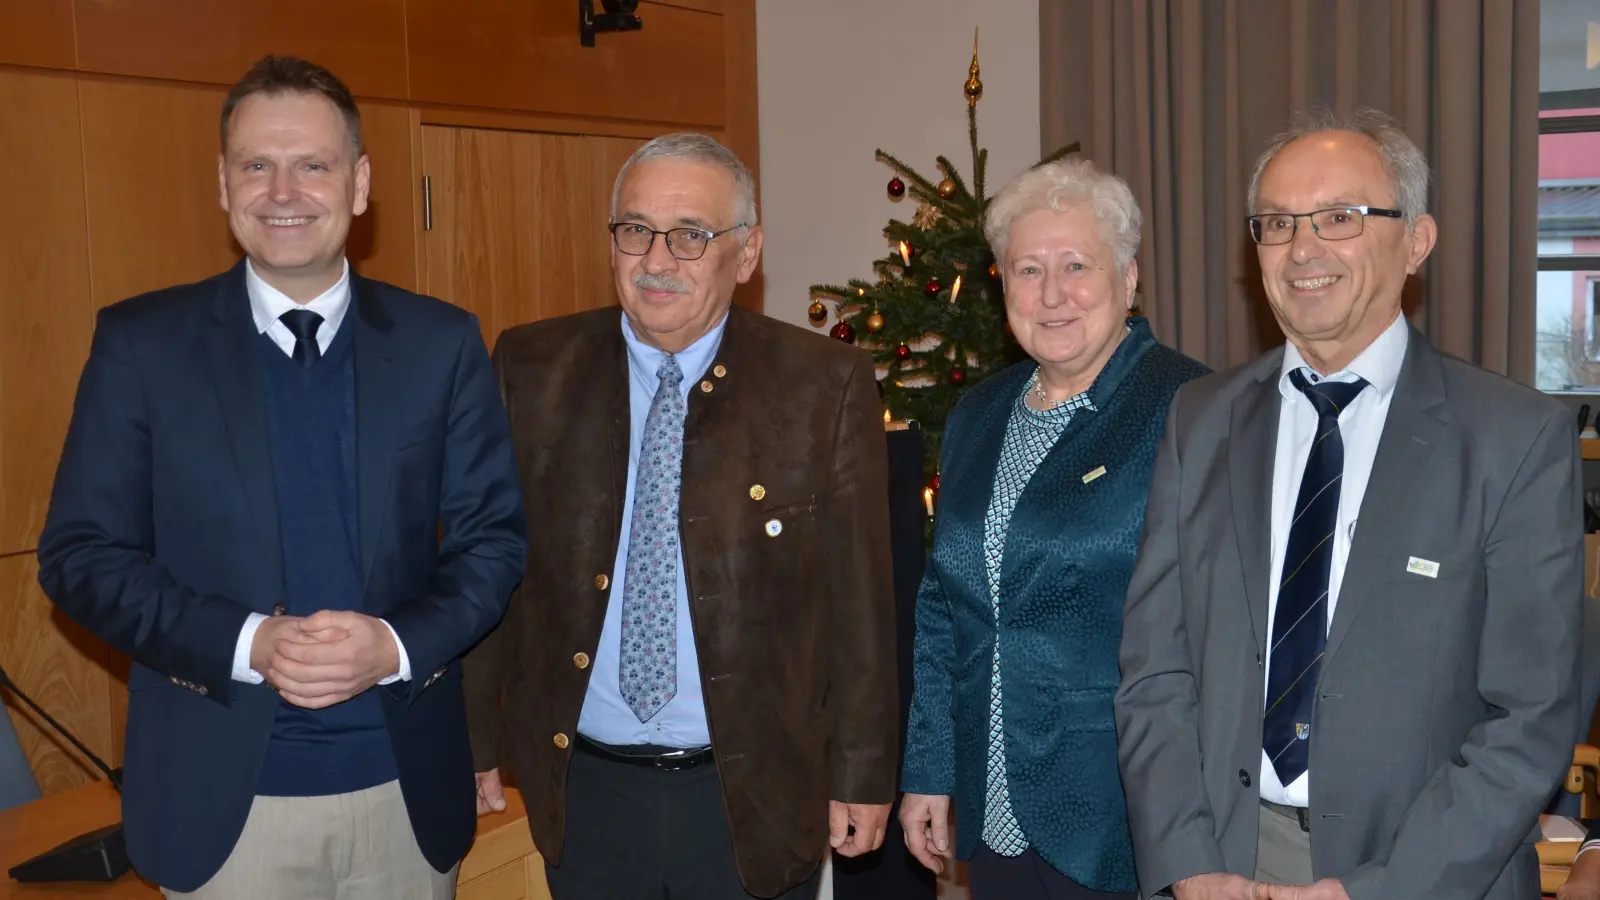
[575,310,728,748]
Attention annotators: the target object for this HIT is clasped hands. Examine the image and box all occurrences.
[250,610,400,709]
[1173,873,1349,900]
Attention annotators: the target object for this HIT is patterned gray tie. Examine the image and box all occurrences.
[619,353,686,722]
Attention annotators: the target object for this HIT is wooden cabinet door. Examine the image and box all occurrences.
[0,0,73,69]
[0,69,93,556]
[421,125,640,347]
[407,0,725,126]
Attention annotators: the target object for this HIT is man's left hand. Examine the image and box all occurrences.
[829,801,891,858]
[1266,879,1348,900]
[266,610,399,709]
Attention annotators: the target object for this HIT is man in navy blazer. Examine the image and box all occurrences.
[35,56,526,899]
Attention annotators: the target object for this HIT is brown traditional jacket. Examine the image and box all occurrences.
[463,305,898,897]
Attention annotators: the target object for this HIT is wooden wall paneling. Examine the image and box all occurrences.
[351,101,421,291]
[421,126,640,347]
[77,78,238,309]
[0,0,75,70]
[721,0,761,313]
[407,0,725,126]
[0,553,116,795]
[0,69,93,557]
[72,0,409,100]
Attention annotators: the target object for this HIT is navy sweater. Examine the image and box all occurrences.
[255,315,398,796]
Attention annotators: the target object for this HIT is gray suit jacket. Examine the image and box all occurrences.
[1114,328,1583,900]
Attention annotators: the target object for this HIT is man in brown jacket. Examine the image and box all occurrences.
[463,132,898,900]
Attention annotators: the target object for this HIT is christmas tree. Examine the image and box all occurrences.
[808,33,1077,485]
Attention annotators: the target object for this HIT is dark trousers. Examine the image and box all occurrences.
[970,846,1135,900]
[545,745,821,900]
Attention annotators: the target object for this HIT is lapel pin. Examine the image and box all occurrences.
[764,519,783,537]
[749,484,766,501]
[1405,557,1440,579]
[1082,465,1107,484]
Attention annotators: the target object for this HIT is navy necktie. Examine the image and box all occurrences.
[1264,369,1368,786]
[280,309,324,369]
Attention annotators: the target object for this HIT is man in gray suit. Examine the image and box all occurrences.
[1115,108,1583,900]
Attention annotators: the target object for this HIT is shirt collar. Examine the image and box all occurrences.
[246,258,353,338]
[620,308,730,387]
[1278,310,1409,402]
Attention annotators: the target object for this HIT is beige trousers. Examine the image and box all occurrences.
[1254,802,1315,887]
[162,779,458,900]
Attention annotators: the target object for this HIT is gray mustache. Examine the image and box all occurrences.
[634,273,690,294]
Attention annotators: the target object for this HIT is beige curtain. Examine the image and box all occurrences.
[1040,0,1540,381]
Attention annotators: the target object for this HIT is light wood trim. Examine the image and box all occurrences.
[1583,437,1600,460]
[418,106,688,141]
[459,792,537,882]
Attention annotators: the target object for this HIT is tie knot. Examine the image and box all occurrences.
[656,354,684,389]
[1289,368,1368,419]
[280,308,324,343]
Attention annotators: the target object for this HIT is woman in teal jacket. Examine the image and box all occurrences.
[899,157,1207,900]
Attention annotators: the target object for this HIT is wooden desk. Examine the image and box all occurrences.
[0,782,550,900]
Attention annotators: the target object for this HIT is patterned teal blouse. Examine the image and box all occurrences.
[981,370,1094,854]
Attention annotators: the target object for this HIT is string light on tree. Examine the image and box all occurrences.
[806,28,1079,482]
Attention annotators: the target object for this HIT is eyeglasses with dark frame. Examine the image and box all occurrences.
[1246,205,1404,245]
[608,221,750,261]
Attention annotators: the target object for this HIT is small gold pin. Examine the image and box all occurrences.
[764,519,783,537]
[749,484,766,501]
[1082,465,1107,484]
[700,380,714,393]
[713,364,727,378]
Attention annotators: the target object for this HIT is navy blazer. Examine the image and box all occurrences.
[901,319,1206,892]
[36,262,527,892]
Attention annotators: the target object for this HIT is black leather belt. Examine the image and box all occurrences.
[1261,798,1311,833]
[575,734,715,771]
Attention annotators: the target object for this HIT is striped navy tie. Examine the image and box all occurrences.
[1263,369,1368,785]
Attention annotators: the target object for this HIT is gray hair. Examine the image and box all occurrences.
[1247,107,1431,223]
[984,157,1142,272]
[610,132,758,231]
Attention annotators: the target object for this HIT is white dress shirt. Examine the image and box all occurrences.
[1259,311,1408,807]
[229,259,411,686]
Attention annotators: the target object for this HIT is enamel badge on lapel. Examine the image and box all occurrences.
[764,519,782,537]
[1082,465,1107,484]
[749,485,766,501]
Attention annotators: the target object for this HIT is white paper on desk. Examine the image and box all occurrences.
[1542,814,1587,842]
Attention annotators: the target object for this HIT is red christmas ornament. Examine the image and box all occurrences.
[887,177,906,200]
[928,473,941,493]
[925,278,941,298]
[830,322,856,343]
[948,366,966,385]
[894,344,912,360]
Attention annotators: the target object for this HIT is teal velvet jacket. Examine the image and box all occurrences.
[901,319,1206,892]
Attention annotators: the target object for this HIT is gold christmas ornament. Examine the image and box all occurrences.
[866,312,886,333]
[807,300,828,325]
[937,178,956,198]
[964,28,983,107]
